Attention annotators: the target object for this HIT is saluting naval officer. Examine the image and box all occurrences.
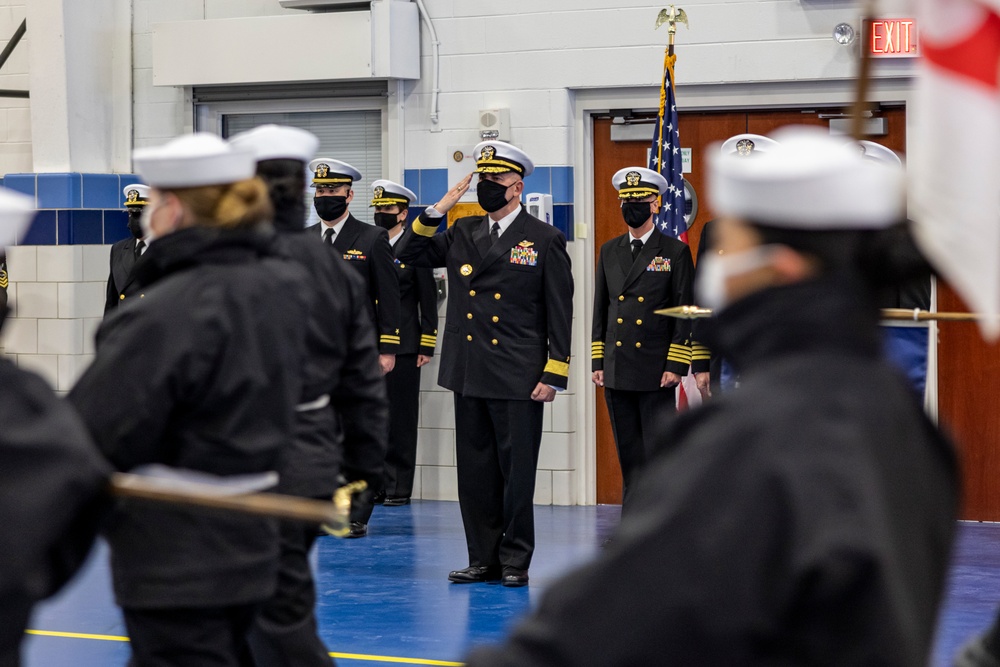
[592,166,695,510]
[369,179,438,506]
[305,158,401,376]
[397,141,573,588]
[104,184,149,314]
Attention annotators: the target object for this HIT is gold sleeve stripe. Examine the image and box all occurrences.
[380,335,401,344]
[667,343,692,364]
[691,344,712,361]
[420,337,437,346]
[591,352,604,360]
[412,216,439,238]
[543,359,570,377]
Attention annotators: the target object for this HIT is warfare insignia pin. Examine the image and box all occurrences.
[374,185,384,199]
[460,264,473,276]
[126,189,139,203]
[316,163,330,178]
[626,171,641,186]
[736,139,755,156]
[481,145,496,161]
[517,240,534,248]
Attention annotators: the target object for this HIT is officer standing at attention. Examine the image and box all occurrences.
[104,183,149,314]
[305,158,400,376]
[592,166,694,510]
[229,124,387,664]
[397,141,573,588]
[369,179,437,507]
[0,188,110,667]
[463,128,957,666]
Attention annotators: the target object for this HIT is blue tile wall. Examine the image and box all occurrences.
[522,167,551,200]
[403,169,420,198]
[551,167,573,203]
[418,169,448,206]
[2,172,145,245]
[553,205,574,242]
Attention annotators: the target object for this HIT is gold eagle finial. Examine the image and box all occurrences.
[655,6,689,33]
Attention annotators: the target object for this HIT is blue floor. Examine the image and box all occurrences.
[21,501,1000,666]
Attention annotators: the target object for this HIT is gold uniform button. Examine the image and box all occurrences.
[491,339,498,345]
[638,296,645,303]
[636,319,643,325]
[492,316,499,323]
[467,335,473,341]
[140,294,145,299]
[615,341,622,347]
[467,313,473,319]
[618,295,625,302]
[400,263,406,269]
[494,293,501,300]
[119,294,125,300]
[470,290,476,296]
[616,318,623,324]
[635,342,642,349]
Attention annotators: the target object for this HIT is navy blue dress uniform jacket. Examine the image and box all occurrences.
[398,207,573,398]
[393,226,438,357]
[105,237,144,313]
[306,215,401,354]
[592,228,694,391]
[69,227,311,610]
[0,251,7,313]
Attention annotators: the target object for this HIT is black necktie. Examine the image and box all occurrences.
[631,239,643,262]
[490,222,500,245]
[324,228,335,245]
[135,240,145,257]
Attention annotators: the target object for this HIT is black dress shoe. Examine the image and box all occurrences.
[372,490,386,505]
[383,496,410,506]
[448,566,501,583]
[501,567,529,587]
[344,521,368,539]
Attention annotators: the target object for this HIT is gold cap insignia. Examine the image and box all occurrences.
[374,185,384,199]
[460,264,473,276]
[126,189,139,203]
[481,145,496,161]
[625,171,641,187]
[736,139,755,156]
[316,163,330,178]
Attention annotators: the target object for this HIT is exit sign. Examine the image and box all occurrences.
[868,19,918,57]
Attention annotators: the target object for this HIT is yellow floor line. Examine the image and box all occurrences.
[25,629,464,666]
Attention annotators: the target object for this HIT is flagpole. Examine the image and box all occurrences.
[850,0,878,140]
[654,6,687,217]
[656,305,987,322]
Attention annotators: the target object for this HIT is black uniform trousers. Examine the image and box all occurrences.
[0,598,31,667]
[604,387,676,510]
[384,353,422,499]
[124,604,257,667]
[455,393,544,572]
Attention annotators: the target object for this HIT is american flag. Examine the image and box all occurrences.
[648,53,687,243]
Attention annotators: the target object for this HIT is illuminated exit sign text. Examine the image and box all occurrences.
[868,19,918,58]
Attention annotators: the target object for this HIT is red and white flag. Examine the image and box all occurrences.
[911,0,1000,339]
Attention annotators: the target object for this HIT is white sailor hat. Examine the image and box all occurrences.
[370,179,417,208]
[133,133,256,189]
[856,140,902,167]
[122,183,150,207]
[709,126,905,229]
[720,133,780,157]
[308,158,361,187]
[0,187,36,250]
[473,141,534,178]
[612,167,668,200]
[228,124,320,164]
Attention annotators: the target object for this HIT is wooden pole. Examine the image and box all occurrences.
[850,0,878,140]
[656,305,988,322]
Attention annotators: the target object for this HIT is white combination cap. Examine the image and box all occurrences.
[308,158,362,187]
[720,133,780,157]
[122,183,150,207]
[856,140,903,167]
[473,141,534,178]
[709,126,905,229]
[370,179,417,207]
[228,124,320,164]
[611,167,669,200]
[0,187,36,249]
[133,133,257,189]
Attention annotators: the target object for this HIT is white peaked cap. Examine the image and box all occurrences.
[133,133,257,189]
[472,140,535,178]
[228,124,320,163]
[611,166,669,198]
[709,126,905,229]
[122,184,150,206]
[0,187,37,249]
[720,134,780,156]
[857,140,903,167]
[370,179,417,206]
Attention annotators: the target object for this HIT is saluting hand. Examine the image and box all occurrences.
[531,382,557,403]
[660,372,681,389]
[433,173,474,214]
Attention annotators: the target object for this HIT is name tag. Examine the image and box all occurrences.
[510,246,538,266]
[646,257,671,272]
[344,250,367,261]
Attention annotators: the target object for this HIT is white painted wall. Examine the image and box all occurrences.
[0,0,30,175]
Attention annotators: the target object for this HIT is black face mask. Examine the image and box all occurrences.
[127,208,144,239]
[374,212,402,230]
[477,178,513,213]
[314,196,348,222]
[621,202,653,229]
